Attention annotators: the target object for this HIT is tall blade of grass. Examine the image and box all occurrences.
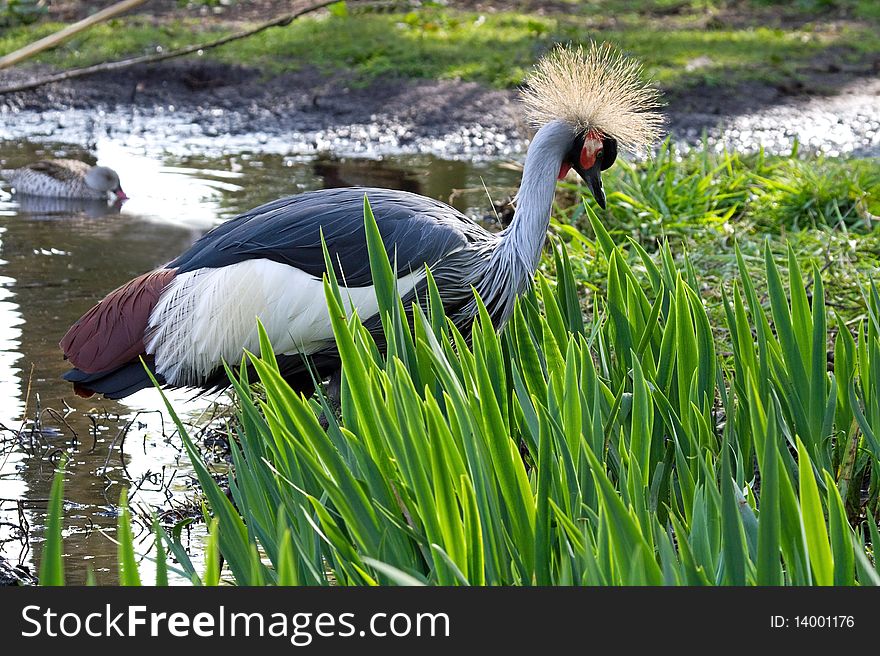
[203,517,221,586]
[430,544,471,586]
[39,460,66,586]
[809,263,829,453]
[277,529,300,586]
[823,471,854,586]
[459,474,485,586]
[248,544,267,586]
[674,278,699,419]
[754,396,783,585]
[720,442,747,585]
[362,194,397,335]
[852,536,880,586]
[865,514,880,579]
[765,245,812,448]
[786,245,813,371]
[153,517,168,587]
[163,519,202,585]
[797,437,833,585]
[552,240,585,335]
[534,404,553,586]
[585,201,617,258]
[472,309,535,573]
[117,488,141,586]
[630,354,653,487]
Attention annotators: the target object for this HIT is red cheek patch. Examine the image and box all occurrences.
[579,148,597,171]
[558,163,572,180]
[580,131,603,171]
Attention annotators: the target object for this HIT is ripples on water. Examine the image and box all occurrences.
[0,137,520,583]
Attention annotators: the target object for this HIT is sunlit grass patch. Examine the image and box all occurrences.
[0,17,231,67]
[554,144,879,342]
[560,142,879,238]
[2,5,877,90]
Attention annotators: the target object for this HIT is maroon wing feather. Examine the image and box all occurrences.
[60,269,177,374]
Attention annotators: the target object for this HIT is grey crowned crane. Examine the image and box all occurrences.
[1,159,127,200]
[60,43,662,400]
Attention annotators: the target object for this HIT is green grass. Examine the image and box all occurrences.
[2,3,877,89]
[0,18,229,69]
[550,144,880,338]
[37,196,880,586]
[560,141,880,237]
[38,456,65,586]
[0,0,46,27]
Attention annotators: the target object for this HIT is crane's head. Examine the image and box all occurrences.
[521,43,663,208]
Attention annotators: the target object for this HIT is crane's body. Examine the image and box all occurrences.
[63,187,490,397]
[1,159,127,200]
[60,43,662,400]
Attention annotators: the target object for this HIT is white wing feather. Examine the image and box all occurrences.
[145,258,422,385]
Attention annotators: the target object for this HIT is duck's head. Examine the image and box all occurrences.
[521,43,664,208]
[86,165,128,201]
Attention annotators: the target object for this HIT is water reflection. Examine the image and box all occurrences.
[0,141,223,584]
[0,136,521,584]
[0,227,23,422]
[15,196,123,221]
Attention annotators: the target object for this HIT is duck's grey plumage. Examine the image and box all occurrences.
[27,159,92,182]
[1,159,124,200]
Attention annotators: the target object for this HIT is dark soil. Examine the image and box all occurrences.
[0,59,523,142]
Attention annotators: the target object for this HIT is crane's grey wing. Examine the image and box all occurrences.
[169,187,483,286]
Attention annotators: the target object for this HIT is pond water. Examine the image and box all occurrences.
[0,137,521,584]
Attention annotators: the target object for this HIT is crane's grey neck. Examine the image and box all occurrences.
[487,120,573,306]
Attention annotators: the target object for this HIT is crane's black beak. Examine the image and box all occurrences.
[566,134,615,210]
[573,162,606,209]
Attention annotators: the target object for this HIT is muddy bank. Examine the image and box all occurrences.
[1,60,878,158]
[669,76,880,158]
[0,61,525,158]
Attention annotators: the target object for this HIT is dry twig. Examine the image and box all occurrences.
[0,0,342,96]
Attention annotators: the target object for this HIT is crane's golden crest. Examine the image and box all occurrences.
[521,42,664,151]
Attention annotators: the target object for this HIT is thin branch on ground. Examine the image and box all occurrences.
[0,0,347,96]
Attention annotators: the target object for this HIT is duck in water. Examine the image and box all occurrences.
[0,159,127,201]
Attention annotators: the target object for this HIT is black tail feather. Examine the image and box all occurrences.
[63,360,164,400]
[64,353,342,401]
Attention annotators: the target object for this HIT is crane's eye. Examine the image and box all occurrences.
[600,138,618,171]
[596,150,603,161]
